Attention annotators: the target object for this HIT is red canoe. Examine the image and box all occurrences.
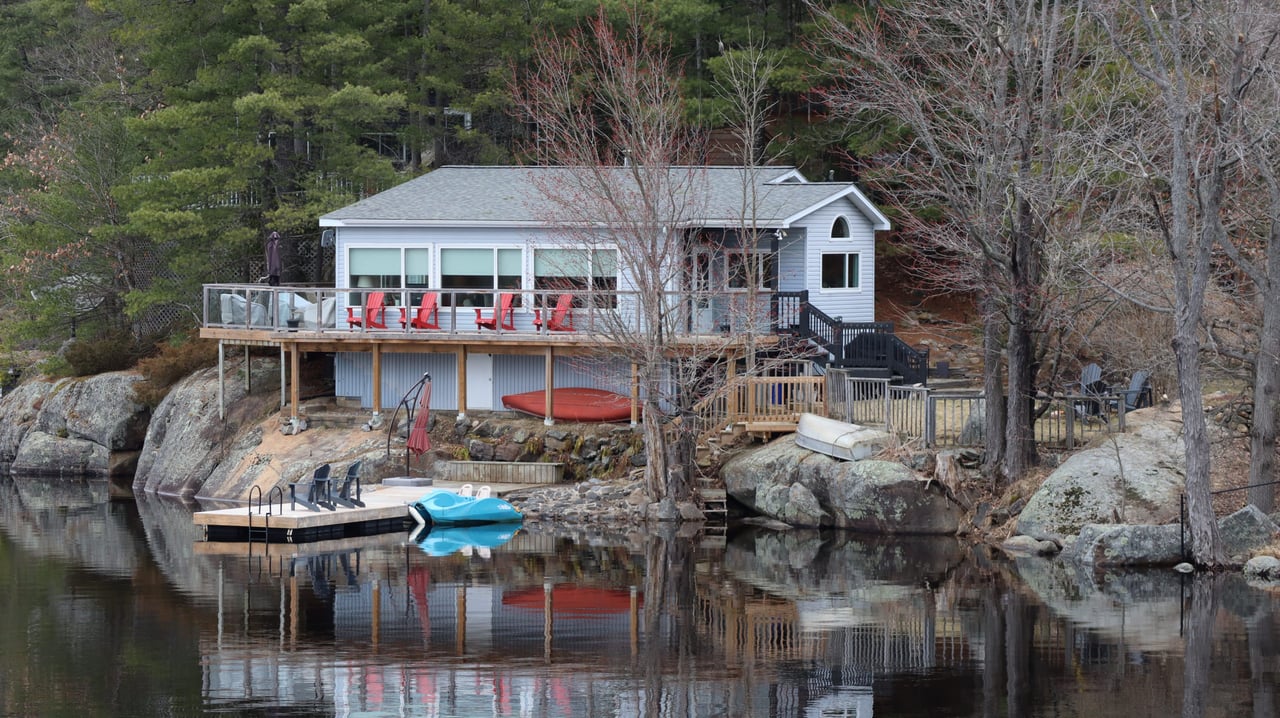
[501,387,632,422]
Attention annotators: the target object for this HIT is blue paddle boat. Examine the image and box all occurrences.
[411,523,520,556]
[407,485,523,527]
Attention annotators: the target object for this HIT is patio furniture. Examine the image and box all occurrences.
[533,293,575,332]
[475,293,516,331]
[405,292,440,330]
[346,291,389,329]
[289,464,334,511]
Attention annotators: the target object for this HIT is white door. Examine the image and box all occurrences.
[466,353,494,410]
[693,248,717,333]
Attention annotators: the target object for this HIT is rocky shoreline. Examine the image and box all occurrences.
[3,360,1279,576]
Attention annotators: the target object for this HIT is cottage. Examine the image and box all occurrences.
[201,165,924,428]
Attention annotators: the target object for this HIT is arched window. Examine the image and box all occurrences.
[831,216,850,239]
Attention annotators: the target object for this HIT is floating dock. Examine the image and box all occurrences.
[193,480,529,544]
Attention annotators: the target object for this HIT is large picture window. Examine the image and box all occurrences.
[440,247,523,307]
[533,248,618,306]
[820,252,860,289]
[349,247,432,306]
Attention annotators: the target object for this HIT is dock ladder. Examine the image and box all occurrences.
[247,485,285,544]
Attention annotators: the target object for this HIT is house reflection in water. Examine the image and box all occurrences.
[195,531,999,717]
[0,477,1258,717]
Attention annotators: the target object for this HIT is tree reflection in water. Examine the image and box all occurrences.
[0,475,1277,717]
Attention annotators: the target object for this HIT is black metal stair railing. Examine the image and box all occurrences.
[775,290,930,385]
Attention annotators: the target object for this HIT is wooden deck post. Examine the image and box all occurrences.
[371,344,382,419]
[279,344,286,411]
[630,362,640,426]
[289,342,300,421]
[544,346,555,425]
[456,347,468,419]
[727,359,738,422]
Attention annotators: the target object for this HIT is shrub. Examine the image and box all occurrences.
[63,330,142,376]
[133,335,219,407]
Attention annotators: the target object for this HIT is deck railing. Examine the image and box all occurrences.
[826,371,1133,450]
[202,283,794,337]
[695,374,826,441]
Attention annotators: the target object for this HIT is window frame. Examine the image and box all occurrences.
[438,245,524,307]
[532,246,619,307]
[818,251,862,291]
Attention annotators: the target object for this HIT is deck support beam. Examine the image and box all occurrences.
[630,362,640,427]
[544,346,555,425]
[289,342,300,421]
[279,344,286,410]
[456,347,468,419]
[370,344,382,425]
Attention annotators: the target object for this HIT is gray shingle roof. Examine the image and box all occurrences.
[319,165,888,229]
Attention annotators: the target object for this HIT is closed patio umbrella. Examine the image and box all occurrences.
[406,374,433,469]
[265,231,281,286]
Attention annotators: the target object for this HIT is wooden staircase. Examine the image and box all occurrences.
[696,468,728,537]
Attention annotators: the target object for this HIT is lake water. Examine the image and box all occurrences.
[0,474,1276,717]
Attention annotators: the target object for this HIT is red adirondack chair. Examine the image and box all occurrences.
[346,291,388,329]
[404,292,440,330]
[533,293,575,332]
[475,292,516,331]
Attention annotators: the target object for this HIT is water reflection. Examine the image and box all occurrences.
[1,474,1278,717]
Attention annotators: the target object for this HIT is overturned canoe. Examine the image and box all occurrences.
[501,387,632,422]
[794,412,888,461]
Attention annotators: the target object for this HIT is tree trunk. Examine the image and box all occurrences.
[1174,330,1226,566]
[1249,265,1280,512]
[642,400,669,502]
[982,295,1007,480]
[1003,316,1037,481]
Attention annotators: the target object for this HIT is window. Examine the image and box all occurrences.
[533,247,618,307]
[831,216,850,239]
[349,247,404,305]
[727,251,775,290]
[348,247,433,306]
[821,252,860,289]
[440,247,522,307]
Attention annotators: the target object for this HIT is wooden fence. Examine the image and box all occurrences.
[825,370,1132,450]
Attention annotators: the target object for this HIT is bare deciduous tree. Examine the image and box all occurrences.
[1091,0,1242,566]
[808,0,1109,483]
[512,8,803,508]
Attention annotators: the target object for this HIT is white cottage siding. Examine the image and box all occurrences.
[800,197,877,323]
[777,234,806,293]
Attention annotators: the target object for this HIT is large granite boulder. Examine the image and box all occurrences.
[1059,523,1184,566]
[133,364,272,497]
[1015,410,1186,541]
[722,435,963,533]
[6,373,149,477]
[1058,506,1279,568]
[0,379,54,462]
